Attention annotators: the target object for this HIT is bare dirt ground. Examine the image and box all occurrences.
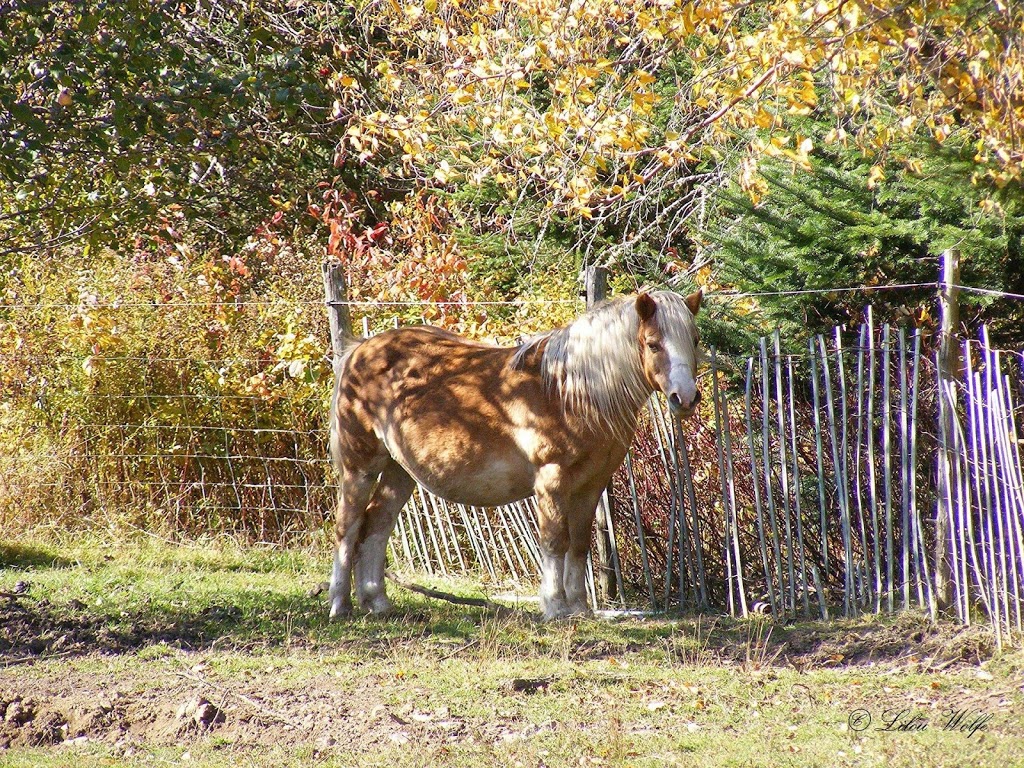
[0,595,540,757]
[1,658,460,756]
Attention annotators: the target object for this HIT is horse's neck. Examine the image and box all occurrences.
[563,371,652,444]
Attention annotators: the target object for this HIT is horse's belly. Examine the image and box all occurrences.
[388,439,536,507]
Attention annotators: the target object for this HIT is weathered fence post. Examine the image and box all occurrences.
[322,258,353,371]
[584,263,608,308]
[936,248,960,611]
[584,265,619,604]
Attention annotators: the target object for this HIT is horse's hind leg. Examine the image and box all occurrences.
[329,467,376,619]
[355,459,416,614]
[564,489,604,616]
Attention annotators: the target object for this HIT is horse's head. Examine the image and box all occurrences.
[635,290,703,418]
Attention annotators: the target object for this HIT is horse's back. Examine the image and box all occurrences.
[341,326,513,393]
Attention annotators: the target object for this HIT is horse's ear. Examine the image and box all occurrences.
[685,289,703,316]
[635,293,657,321]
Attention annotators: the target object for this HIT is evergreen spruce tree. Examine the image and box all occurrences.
[706,138,1024,353]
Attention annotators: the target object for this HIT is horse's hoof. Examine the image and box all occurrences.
[541,602,592,621]
[540,601,570,622]
[361,594,392,615]
[329,602,353,620]
[566,602,592,618]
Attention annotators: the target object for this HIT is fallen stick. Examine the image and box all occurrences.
[1,650,75,668]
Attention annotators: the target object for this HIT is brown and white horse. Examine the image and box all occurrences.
[327,289,703,620]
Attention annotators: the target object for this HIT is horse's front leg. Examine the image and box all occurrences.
[535,478,604,620]
[562,549,592,616]
[563,487,603,616]
[535,486,571,620]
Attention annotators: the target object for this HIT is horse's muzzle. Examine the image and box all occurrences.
[668,389,701,417]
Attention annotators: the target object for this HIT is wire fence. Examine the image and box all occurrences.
[2,292,1023,644]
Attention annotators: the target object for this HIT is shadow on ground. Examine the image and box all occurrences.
[0,543,73,571]
[0,586,477,662]
[571,611,997,671]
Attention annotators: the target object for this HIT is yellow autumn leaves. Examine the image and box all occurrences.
[333,0,1020,218]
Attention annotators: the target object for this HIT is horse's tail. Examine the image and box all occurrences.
[328,336,362,474]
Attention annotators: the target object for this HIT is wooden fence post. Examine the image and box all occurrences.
[322,258,353,372]
[585,265,619,604]
[935,248,960,612]
[584,263,608,307]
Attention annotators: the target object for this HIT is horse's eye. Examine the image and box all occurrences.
[647,342,662,352]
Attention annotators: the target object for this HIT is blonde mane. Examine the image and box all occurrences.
[512,291,698,439]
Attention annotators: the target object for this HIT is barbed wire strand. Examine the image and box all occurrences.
[5,280,1024,311]
[955,285,1024,302]
[8,280,1024,311]
[719,282,936,298]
